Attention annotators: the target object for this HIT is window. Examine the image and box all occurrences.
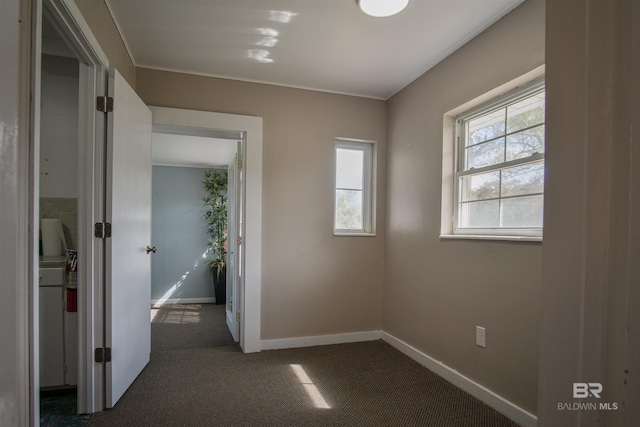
[334,139,375,235]
[454,81,545,237]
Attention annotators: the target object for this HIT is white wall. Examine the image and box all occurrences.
[0,0,30,424]
[40,55,79,198]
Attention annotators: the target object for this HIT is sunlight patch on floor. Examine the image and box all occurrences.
[290,364,331,409]
[151,304,202,324]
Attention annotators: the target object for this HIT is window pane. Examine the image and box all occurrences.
[336,148,363,190]
[467,109,505,146]
[506,92,545,133]
[460,171,500,202]
[506,124,545,161]
[459,200,500,228]
[466,138,505,169]
[335,189,363,229]
[455,85,545,235]
[501,195,544,227]
[501,162,544,197]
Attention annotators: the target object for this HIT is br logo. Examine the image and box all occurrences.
[573,383,603,399]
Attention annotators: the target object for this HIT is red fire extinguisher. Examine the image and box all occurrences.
[66,251,78,313]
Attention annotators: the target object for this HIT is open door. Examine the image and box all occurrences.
[104,69,153,408]
[226,141,242,341]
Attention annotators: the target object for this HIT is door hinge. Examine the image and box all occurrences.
[237,236,242,245]
[95,347,112,363]
[236,312,241,322]
[95,222,112,238]
[97,96,114,112]
[238,158,243,169]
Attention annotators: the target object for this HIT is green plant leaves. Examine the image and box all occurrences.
[202,169,228,276]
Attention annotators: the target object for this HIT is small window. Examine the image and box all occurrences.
[454,81,545,237]
[334,139,375,235]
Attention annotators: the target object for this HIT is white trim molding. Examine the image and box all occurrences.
[381,332,537,427]
[261,331,382,351]
[149,106,263,353]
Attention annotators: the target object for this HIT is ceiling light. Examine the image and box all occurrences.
[357,0,409,17]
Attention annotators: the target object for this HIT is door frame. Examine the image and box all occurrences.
[150,107,263,353]
[31,0,110,418]
[226,141,242,342]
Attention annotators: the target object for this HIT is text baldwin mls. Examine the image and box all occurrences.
[558,383,619,411]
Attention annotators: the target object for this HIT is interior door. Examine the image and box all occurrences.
[226,142,241,341]
[104,69,152,408]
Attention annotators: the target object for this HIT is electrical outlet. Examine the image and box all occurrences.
[476,326,486,348]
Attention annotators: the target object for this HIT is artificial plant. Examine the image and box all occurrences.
[202,169,228,278]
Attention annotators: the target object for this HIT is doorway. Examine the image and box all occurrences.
[150,130,240,351]
[150,107,263,354]
[34,0,139,418]
[150,131,238,306]
[37,6,97,424]
[151,124,245,332]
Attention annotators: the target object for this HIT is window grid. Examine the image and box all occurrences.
[334,139,375,235]
[454,80,545,236]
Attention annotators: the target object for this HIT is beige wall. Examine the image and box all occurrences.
[71,0,387,341]
[383,0,544,415]
[73,0,135,87]
[135,69,387,339]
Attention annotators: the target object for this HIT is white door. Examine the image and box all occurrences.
[226,142,241,341]
[104,69,152,408]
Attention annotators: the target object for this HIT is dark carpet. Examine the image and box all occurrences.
[88,304,521,426]
[150,303,235,351]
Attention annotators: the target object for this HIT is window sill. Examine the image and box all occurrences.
[440,234,542,242]
[334,232,377,237]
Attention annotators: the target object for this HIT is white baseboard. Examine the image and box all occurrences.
[381,331,537,427]
[261,330,381,351]
[151,297,216,307]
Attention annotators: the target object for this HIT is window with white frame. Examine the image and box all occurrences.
[454,81,545,237]
[334,139,375,235]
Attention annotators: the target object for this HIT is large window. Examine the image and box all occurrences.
[334,139,375,235]
[454,81,545,237]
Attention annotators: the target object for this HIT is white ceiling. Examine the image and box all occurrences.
[152,132,237,168]
[105,0,525,100]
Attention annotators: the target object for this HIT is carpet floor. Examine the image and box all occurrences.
[150,303,236,351]
[86,303,521,427]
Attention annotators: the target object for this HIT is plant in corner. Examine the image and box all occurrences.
[202,169,228,304]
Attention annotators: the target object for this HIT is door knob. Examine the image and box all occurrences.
[146,246,157,254]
